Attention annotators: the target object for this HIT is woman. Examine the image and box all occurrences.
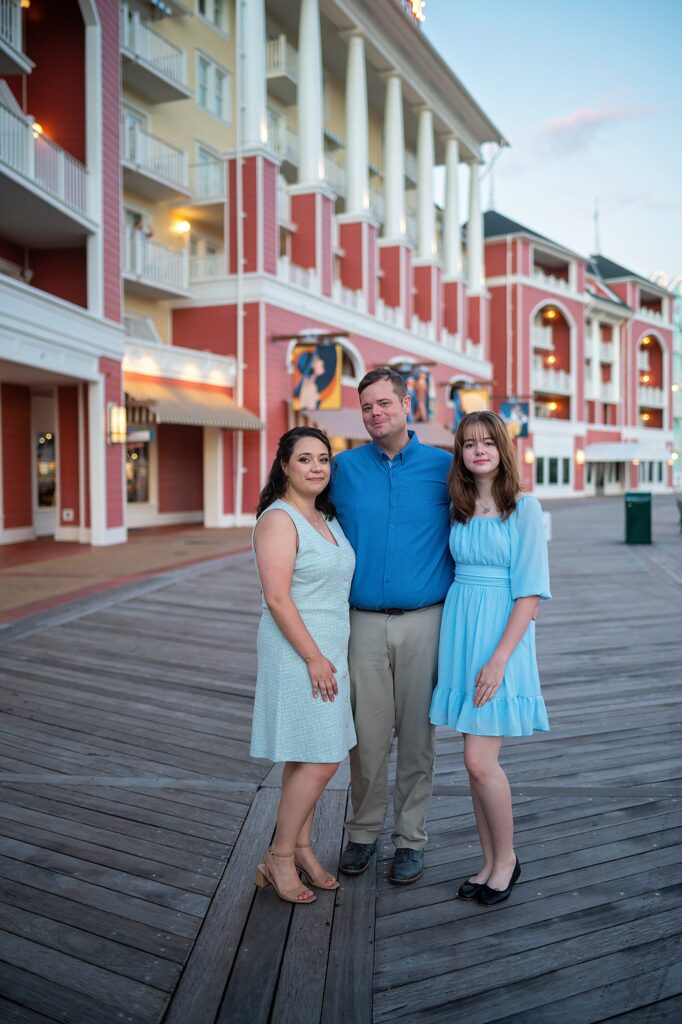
[251,427,356,904]
[430,411,550,906]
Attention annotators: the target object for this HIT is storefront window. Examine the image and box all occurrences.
[548,457,559,485]
[126,442,150,503]
[562,458,570,485]
[535,458,544,485]
[36,433,56,507]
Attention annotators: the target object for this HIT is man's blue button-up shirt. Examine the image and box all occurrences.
[331,432,454,610]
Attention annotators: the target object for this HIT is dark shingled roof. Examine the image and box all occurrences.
[480,210,581,258]
[590,254,661,289]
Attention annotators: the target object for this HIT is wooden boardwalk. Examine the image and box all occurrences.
[0,495,681,1023]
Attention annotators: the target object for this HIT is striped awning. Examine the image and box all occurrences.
[125,379,263,431]
[305,407,454,449]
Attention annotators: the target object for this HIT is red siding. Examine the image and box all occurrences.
[29,248,87,308]
[157,425,204,513]
[367,224,377,315]
[484,242,508,279]
[443,279,459,334]
[291,193,317,269]
[339,221,363,291]
[379,245,401,307]
[242,156,258,273]
[414,264,434,323]
[228,159,238,274]
[99,0,122,323]
[1,383,32,530]
[321,197,332,296]
[172,306,237,357]
[57,385,81,526]
[263,157,277,275]
[100,357,124,529]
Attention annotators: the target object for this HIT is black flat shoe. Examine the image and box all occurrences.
[457,879,486,900]
[477,858,521,907]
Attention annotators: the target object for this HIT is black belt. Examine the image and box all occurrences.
[350,602,443,616]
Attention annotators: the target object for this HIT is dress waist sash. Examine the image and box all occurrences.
[454,564,511,588]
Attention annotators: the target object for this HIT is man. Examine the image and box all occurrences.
[331,367,453,883]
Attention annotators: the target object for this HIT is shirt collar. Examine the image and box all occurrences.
[370,430,420,465]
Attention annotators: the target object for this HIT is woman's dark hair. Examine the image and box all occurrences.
[256,427,336,518]
[293,345,338,402]
[449,411,522,524]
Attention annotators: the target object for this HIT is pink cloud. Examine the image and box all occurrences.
[535,105,653,157]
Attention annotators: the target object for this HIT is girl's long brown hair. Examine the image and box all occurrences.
[449,411,522,524]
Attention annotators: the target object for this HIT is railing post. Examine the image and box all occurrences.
[27,120,35,180]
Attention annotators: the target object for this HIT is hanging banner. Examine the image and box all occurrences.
[452,387,489,428]
[393,364,432,422]
[292,342,342,411]
[499,400,530,439]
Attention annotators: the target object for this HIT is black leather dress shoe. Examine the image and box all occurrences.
[338,840,377,875]
[457,878,485,900]
[389,849,424,885]
[477,858,521,906]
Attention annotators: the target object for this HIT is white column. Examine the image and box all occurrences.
[383,73,405,240]
[611,322,621,401]
[466,160,484,294]
[344,33,368,215]
[88,378,107,545]
[416,107,435,261]
[298,0,324,185]
[443,136,462,279]
[591,318,601,399]
[242,0,267,147]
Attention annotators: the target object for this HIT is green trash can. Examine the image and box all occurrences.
[625,492,652,544]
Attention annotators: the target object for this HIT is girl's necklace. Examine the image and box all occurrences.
[476,498,497,516]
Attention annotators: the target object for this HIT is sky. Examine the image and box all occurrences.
[424,0,682,283]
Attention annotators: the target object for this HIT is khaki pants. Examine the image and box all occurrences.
[346,604,442,850]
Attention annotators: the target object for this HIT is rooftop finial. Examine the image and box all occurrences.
[593,198,601,255]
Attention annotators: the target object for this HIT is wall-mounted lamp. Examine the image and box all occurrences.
[20,0,31,9]
[641,412,651,423]
[108,403,127,444]
[575,449,586,466]
[543,307,559,322]
[631,458,640,467]
[546,400,558,412]
[546,354,557,366]
[640,373,651,384]
[32,121,43,139]
[523,449,535,465]
[641,336,651,347]
[174,219,191,236]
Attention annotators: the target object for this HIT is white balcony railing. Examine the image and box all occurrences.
[277,182,291,225]
[122,125,188,190]
[532,325,554,351]
[0,102,88,216]
[411,315,436,342]
[533,358,573,394]
[265,34,298,80]
[369,187,385,223]
[638,350,651,371]
[277,256,319,292]
[599,341,615,363]
[332,279,365,312]
[376,298,402,327]
[189,159,225,200]
[124,231,188,292]
[189,252,224,282]
[601,381,618,403]
[268,112,298,164]
[533,268,571,292]
[639,306,663,321]
[324,153,346,195]
[0,0,22,52]
[120,4,188,89]
[638,385,665,408]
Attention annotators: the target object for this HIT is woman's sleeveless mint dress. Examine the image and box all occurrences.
[250,499,358,762]
[430,496,551,737]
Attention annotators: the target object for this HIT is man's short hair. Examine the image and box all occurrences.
[357,367,407,400]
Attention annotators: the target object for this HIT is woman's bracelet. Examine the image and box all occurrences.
[303,649,319,663]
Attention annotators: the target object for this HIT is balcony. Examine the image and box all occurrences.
[277,256,318,292]
[637,349,650,371]
[189,251,225,283]
[533,358,573,395]
[333,279,365,313]
[189,159,225,202]
[586,379,618,403]
[638,385,665,408]
[532,268,571,292]
[369,187,385,224]
[265,34,297,105]
[532,325,553,351]
[120,4,191,104]
[599,341,615,363]
[123,231,189,299]
[324,153,346,196]
[0,0,33,75]
[267,111,298,168]
[122,126,189,201]
[0,98,94,247]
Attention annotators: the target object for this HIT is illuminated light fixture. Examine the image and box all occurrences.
[523,449,535,465]
[641,412,651,422]
[108,403,127,444]
[20,0,30,9]
[640,374,651,384]
[546,354,557,366]
[175,219,191,235]
[672,451,680,461]
[575,449,586,466]
[543,307,559,322]
[641,336,651,347]
[631,458,640,467]
[546,400,558,412]
[668,459,675,468]
[32,121,43,138]
[38,436,45,445]
[672,384,680,392]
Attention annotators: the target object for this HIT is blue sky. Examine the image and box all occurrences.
[424,0,682,282]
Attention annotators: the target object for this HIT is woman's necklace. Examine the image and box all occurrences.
[475,496,497,516]
[285,498,327,535]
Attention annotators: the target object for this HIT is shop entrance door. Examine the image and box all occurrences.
[32,394,57,536]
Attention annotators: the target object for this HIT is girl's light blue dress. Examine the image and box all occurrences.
[430,495,550,737]
[250,499,358,762]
